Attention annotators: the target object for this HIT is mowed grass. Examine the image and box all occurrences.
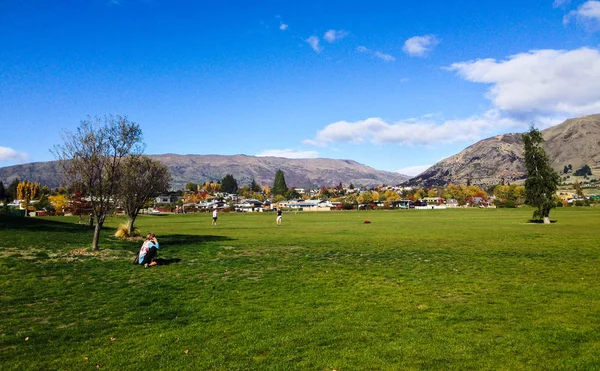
[1,208,600,370]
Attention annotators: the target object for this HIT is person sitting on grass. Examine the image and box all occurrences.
[138,233,159,268]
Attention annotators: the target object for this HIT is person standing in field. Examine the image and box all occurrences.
[276,208,282,225]
[212,208,218,226]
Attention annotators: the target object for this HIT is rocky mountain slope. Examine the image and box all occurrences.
[0,155,410,190]
[409,114,600,188]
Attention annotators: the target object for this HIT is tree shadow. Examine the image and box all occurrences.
[160,234,234,247]
[0,215,94,233]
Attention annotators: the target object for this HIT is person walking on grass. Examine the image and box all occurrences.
[276,208,282,225]
[212,208,218,226]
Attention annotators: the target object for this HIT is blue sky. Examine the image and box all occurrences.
[1,0,600,176]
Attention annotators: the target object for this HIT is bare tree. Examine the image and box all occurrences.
[53,115,144,250]
[118,156,171,235]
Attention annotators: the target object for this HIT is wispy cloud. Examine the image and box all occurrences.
[256,149,318,159]
[303,110,524,147]
[323,29,348,43]
[402,35,439,57]
[356,46,395,62]
[279,23,288,31]
[0,146,28,162]
[563,1,600,27]
[305,36,322,53]
[374,51,395,62]
[553,0,571,8]
[448,47,600,117]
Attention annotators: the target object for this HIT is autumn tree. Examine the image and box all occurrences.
[49,194,69,214]
[201,181,221,194]
[118,156,171,236]
[17,181,40,215]
[53,115,144,250]
[221,174,238,194]
[272,169,288,196]
[523,125,560,223]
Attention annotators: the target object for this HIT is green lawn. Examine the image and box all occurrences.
[1,208,600,370]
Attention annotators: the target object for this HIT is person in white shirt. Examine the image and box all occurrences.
[212,208,218,225]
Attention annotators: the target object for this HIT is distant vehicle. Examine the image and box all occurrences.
[151,209,161,214]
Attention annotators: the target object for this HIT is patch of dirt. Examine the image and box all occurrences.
[0,246,129,263]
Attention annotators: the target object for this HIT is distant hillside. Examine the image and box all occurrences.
[0,155,410,190]
[408,114,600,188]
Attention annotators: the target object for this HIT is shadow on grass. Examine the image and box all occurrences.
[528,219,558,224]
[160,234,234,247]
[0,215,93,233]
[154,258,182,266]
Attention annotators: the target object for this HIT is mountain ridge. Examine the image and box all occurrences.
[408,114,600,187]
[0,155,410,190]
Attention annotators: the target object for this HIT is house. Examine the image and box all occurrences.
[281,199,333,211]
[235,199,264,212]
[423,197,445,205]
[154,195,179,204]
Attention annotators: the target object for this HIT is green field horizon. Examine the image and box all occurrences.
[1,207,599,370]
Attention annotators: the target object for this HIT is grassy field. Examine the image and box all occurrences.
[1,207,599,370]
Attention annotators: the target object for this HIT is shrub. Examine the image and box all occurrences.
[114,224,140,239]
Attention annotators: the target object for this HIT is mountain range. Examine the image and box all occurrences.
[1,114,599,191]
[0,155,410,190]
[408,114,600,188]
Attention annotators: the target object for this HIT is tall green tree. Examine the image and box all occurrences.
[250,178,262,193]
[53,115,144,250]
[185,182,198,192]
[271,169,288,196]
[0,181,5,201]
[7,178,19,201]
[221,174,238,194]
[118,156,171,236]
[523,125,560,223]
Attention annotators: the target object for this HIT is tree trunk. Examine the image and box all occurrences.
[91,223,102,251]
[543,217,550,224]
[127,216,136,236]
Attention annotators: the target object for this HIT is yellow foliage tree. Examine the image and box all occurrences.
[49,194,69,213]
[384,190,400,201]
[16,181,40,215]
[201,181,222,194]
[263,185,271,197]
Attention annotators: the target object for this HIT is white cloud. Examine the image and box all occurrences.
[553,0,571,8]
[395,165,432,177]
[356,46,395,62]
[256,149,318,159]
[448,47,600,116]
[323,29,348,43]
[564,1,600,27]
[402,35,439,57]
[374,51,395,62]
[305,36,321,53]
[0,146,28,162]
[279,23,288,31]
[303,110,524,147]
